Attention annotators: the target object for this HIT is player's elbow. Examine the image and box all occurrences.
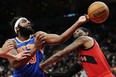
[59,39,66,44]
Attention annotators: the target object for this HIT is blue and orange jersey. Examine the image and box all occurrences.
[12,36,45,77]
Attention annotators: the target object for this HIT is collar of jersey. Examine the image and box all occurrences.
[16,35,32,43]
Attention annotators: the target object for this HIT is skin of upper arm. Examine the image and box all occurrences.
[2,39,17,55]
[45,34,61,44]
[35,31,61,45]
[3,39,19,66]
[3,39,18,55]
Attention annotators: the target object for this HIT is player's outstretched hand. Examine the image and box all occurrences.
[77,14,89,25]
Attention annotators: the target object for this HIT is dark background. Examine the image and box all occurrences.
[0,0,116,49]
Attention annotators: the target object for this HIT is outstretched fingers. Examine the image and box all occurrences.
[84,14,89,21]
[15,51,31,61]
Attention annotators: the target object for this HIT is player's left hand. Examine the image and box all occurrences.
[77,14,89,25]
[34,31,47,42]
[34,32,46,49]
[15,51,31,61]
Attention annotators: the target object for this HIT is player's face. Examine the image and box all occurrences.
[73,29,85,38]
[18,19,34,37]
[19,19,32,28]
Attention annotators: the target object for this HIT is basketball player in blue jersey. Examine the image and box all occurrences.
[3,15,89,77]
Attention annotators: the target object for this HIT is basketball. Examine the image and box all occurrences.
[88,1,109,23]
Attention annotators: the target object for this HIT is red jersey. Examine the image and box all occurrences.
[78,39,115,77]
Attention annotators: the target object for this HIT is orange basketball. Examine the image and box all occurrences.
[88,1,109,23]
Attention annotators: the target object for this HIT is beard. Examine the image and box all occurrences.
[18,26,34,37]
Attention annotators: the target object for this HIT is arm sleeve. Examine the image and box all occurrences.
[47,62,82,77]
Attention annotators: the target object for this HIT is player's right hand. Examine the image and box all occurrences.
[15,51,31,61]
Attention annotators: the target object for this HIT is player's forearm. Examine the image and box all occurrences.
[40,51,64,69]
[59,21,81,43]
[6,53,17,59]
[0,48,17,59]
[45,21,82,45]
[41,44,75,69]
[40,54,60,69]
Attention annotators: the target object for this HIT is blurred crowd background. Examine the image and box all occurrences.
[0,0,116,77]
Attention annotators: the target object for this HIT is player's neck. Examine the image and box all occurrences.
[17,35,30,41]
[17,32,30,41]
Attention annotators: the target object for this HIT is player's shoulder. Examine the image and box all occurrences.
[77,36,95,49]
[35,31,47,35]
[4,38,17,48]
[77,36,94,42]
[33,31,47,36]
[5,39,14,43]
[78,36,92,40]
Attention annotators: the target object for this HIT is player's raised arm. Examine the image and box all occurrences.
[35,15,89,45]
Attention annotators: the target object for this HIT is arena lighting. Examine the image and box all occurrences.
[63,13,76,17]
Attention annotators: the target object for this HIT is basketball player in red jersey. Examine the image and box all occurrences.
[40,27,115,77]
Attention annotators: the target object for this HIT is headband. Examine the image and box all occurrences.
[14,17,27,33]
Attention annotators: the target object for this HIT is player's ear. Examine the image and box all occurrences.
[85,32,89,35]
[16,27,19,33]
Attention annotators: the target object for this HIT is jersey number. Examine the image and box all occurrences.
[17,45,36,64]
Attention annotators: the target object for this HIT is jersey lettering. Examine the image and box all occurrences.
[79,55,97,64]
[17,44,36,64]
